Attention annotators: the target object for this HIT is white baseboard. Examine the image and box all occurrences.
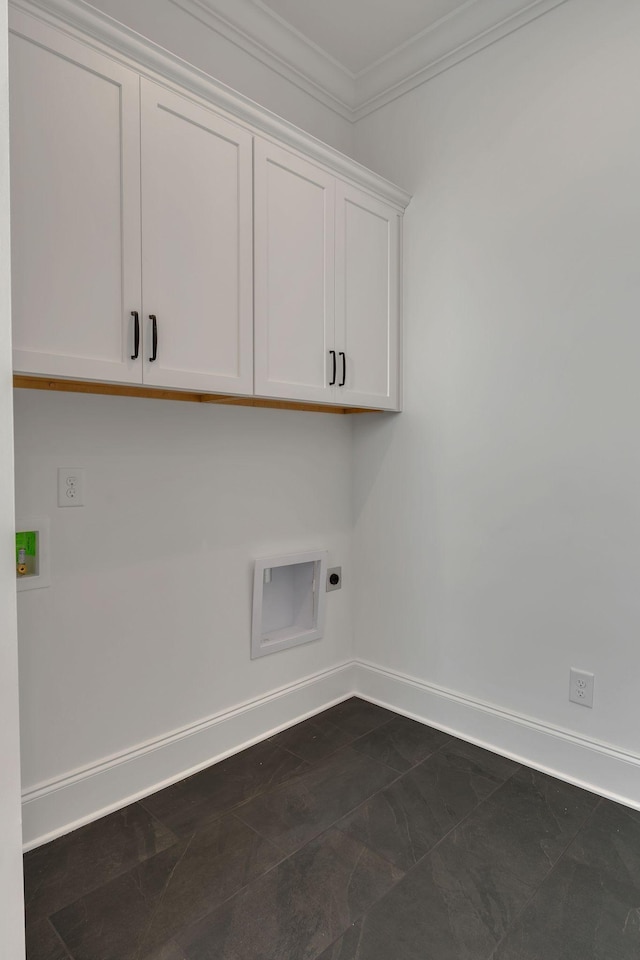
[353,660,640,811]
[22,661,356,850]
[23,657,640,850]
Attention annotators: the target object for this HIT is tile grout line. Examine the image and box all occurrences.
[136,701,396,836]
[137,800,182,848]
[29,704,614,960]
[181,720,516,896]
[45,915,75,960]
[45,713,404,954]
[159,730,455,951]
[305,752,528,956]
[227,739,524,959]
[486,796,605,960]
[275,710,402,765]
[314,760,605,960]
[22,710,498,943]
[31,706,580,960]
[328,740,523,878]
[229,713,460,851]
[286,750,525,959]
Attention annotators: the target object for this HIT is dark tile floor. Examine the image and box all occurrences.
[23,698,640,960]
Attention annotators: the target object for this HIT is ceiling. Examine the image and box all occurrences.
[170,0,569,120]
[257,0,474,76]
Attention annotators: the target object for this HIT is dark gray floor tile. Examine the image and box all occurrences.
[141,740,308,838]
[236,746,397,854]
[315,921,363,960]
[24,803,178,923]
[50,815,282,960]
[352,836,533,960]
[25,919,72,960]
[565,799,640,887]
[440,737,520,782]
[336,745,506,871]
[318,698,396,738]
[176,828,403,960]
[493,857,640,960]
[452,768,599,886]
[269,714,354,762]
[351,716,450,772]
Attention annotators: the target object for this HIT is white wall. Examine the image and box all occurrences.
[16,0,640,854]
[353,0,640,787]
[14,392,352,793]
[82,0,353,154]
[12,0,357,848]
[0,0,25,950]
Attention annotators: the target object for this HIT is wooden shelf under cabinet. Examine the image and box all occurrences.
[13,376,384,415]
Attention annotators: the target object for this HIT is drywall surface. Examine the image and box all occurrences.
[77,0,354,154]
[0,0,25,949]
[14,391,353,792]
[353,0,640,759]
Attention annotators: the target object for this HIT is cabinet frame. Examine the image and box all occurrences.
[253,139,337,405]
[9,14,142,383]
[10,2,409,413]
[139,78,254,395]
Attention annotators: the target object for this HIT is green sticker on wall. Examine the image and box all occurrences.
[16,530,37,561]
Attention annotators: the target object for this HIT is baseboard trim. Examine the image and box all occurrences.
[22,661,356,850]
[23,657,640,850]
[353,660,640,811]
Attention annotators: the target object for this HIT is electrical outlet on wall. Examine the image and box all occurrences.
[58,468,85,507]
[569,668,594,708]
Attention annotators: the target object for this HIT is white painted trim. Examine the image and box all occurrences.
[166,0,569,121]
[24,656,640,851]
[0,0,26,947]
[21,661,356,850]
[353,0,570,120]
[8,0,411,209]
[353,660,640,811]
[170,0,355,119]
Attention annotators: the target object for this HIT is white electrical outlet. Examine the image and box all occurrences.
[569,668,594,708]
[58,468,85,507]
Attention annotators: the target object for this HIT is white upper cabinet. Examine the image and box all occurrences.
[254,140,401,410]
[10,18,253,395]
[335,183,400,410]
[254,140,335,405]
[10,5,408,410]
[140,80,253,394]
[10,18,142,382]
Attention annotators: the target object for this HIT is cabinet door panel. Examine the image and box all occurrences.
[10,17,141,381]
[141,80,253,393]
[335,183,400,410]
[254,140,335,403]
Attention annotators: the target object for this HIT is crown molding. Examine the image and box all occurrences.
[9,0,567,168]
[8,0,411,208]
[171,0,569,121]
[353,0,570,119]
[170,0,355,119]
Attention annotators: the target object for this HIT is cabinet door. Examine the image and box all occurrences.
[10,14,142,382]
[335,182,401,410]
[140,80,253,394]
[254,140,335,404]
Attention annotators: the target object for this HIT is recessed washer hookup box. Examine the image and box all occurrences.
[251,550,327,659]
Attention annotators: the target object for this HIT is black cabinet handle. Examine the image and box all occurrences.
[339,352,346,387]
[329,350,337,386]
[149,315,158,362]
[130,311,139,360]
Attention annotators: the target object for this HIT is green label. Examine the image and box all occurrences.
[16,530,37,561]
